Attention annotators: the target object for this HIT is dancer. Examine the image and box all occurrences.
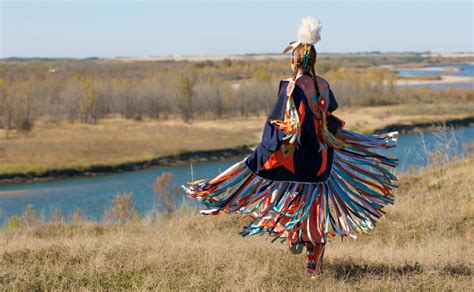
[183,17,398,277]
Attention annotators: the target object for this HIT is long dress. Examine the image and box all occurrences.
[183,73,398,246]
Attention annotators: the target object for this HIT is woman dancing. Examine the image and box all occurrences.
[183,17,398,277]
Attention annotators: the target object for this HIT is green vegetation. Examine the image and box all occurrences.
[0,156,472,290]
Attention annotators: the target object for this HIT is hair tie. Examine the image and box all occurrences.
[302,44,311,68]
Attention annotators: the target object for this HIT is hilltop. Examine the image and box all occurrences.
[0,155,472,290]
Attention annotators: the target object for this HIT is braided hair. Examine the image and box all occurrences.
[291,44,348,148]
[290,44,320,95]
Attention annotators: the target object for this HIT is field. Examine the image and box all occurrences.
[1,101,473,176]
[1,54,473,177]
[0,155,472,290]
[1,54,473,289]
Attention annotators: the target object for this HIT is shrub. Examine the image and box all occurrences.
[70,208,83,224]
[222,58,232,67]
[153,172,180,214]
[50,209,65,224]
[17,118,34,132]
[254,69,271,82]
[193,60,214,68]
[22,204,42,227]
[5,215,23,230]
[104,193,140,223]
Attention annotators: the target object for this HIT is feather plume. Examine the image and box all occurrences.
[297,17,322,45]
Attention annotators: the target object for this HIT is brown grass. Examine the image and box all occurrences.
[0,156,472,290]
[1,101,473,176]
[0,116,263,174]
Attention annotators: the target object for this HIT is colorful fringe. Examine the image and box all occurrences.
[183,129,398,243]
[270,93,301,145]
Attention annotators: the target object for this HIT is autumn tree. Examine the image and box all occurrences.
[0,78,13,138]
[59,78,82,123]
[176,72,195,123]
[9,79,36,132]
[153,172,180,214]
[104,192,140,223]
[77,76,104,124]
[222,58,232,67]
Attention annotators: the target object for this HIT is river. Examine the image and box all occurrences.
[396,63,474,89]
[1,126,473,224]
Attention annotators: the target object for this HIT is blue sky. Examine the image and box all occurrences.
[1,0,473,58]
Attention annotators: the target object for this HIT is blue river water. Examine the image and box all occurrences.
[396,63,473,90]
[0,126,473,225]
[397,63,474,77]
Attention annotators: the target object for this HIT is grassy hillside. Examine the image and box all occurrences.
[0,156,472,290]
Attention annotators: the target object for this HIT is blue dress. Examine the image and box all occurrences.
[183,73,398,244]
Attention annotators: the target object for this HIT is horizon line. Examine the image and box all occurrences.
[2,51,474,61]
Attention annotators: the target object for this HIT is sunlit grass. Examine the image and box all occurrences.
[0,116,264,175]
[0,155,472,290]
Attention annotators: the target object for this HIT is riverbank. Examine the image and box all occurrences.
[0,146,253,185]
[1,155,472,290]
[373,116,474,134]
[1,113,473,185]
[388,62,473,87]
[395,75,473,87]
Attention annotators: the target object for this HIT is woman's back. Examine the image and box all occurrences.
[245,74,340,183]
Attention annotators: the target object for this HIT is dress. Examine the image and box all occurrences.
[183,73,398,245]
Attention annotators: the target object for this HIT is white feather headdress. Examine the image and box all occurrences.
[283,17,322,53]
[297,17,322,45]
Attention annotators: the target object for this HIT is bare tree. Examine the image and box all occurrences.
[78,77,102,124]
[0,78,13,138]
[153,172,180,214]
[60,78,82,123]
[10,79,36,132]
[175,72,195,123]
[70,208,83,224]
[104,192,139,223]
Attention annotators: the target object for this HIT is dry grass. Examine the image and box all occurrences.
[0,116,263,174]
[336,102,474,134]
[1,102,473,176]
[0,156,472,290]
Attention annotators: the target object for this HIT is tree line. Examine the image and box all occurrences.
[1,55,464,134]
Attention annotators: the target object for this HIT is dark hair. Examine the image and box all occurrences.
[291,44,320,96]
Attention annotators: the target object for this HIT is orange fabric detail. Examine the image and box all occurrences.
[298,98,306,123]
[262,146,295,173]
[317,152,328,177]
